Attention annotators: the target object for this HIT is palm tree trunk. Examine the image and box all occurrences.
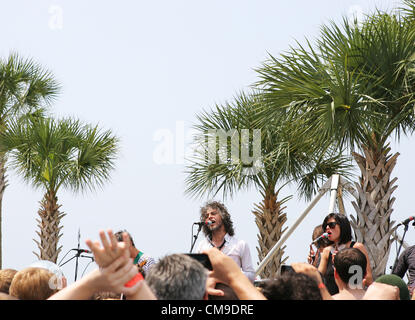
[253,189,289,279]
[33,190,65,263]
[349,144,399,280]
[0,156,8,269]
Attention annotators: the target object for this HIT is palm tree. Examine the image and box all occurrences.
[0,53,59,267]
[256,7,415,278]
[0,117,118,263]
[185,91,352,278]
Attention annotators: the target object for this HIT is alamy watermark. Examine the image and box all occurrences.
[48,274,65,290]
[205,128,262,175]
[152,121,262,175]
[347,265,365,289]
[48,5,64,30]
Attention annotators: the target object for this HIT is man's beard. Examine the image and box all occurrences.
[210,221,223,233]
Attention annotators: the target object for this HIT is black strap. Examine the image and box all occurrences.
[350,241,356,248]
[210,239,226,250]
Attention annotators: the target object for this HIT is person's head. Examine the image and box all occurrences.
[9,267,59,300]
[375,274,411,300]
[312,225,331,252]
[333,248,367,288]
[28,260,67,290]
[145,253,208,300]
[0,269,18,294]
[322,213,352,245]
[200,201,235,238]
[259,272,322,300]
[115,230,137,257]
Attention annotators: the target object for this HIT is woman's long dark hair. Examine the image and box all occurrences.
[200,201,235,238]
[322,213,353,245]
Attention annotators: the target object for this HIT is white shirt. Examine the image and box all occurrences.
[196,233,256,282]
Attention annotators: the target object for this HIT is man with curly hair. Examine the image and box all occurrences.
[196,200,255,282]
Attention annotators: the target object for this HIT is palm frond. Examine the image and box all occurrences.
[185,90,355,201]
[0,117,118,194]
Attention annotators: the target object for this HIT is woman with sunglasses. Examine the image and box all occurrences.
[318,213,373,295]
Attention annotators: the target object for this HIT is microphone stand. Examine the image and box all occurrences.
[190,223,203,253]
[58,228,94,281]
[392,223,411,271]
[59,249,94,282]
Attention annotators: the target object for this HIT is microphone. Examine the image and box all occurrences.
[312,233,329,244]
[71,248,91,254]
[194,221,213,227]
[397,216,415,227]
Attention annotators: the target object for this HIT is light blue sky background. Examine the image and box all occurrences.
[1,0,414,283]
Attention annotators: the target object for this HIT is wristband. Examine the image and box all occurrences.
[318,282,326,289]
[124,272,144,287]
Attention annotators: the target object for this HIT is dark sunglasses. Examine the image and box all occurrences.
[325,222,338,229]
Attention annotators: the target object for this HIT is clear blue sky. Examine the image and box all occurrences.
[1,0,414,283]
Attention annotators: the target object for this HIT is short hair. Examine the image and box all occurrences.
[146,254,207,300]
[334,248,367,285]
[200,201,235,237]
[9,267,58,300]
[0,269,18,294]
[259,272,322,300]
[322,213,352,245]
[114,230,136,248]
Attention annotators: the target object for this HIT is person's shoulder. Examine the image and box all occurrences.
[226,234,246,246]
[352,242,366,250]
[227,234,244,244]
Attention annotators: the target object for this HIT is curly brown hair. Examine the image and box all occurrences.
[200,200,235,238]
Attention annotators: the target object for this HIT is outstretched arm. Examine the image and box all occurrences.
[50,229,157,300]
[204,248,266,300]
[48,255,144,300]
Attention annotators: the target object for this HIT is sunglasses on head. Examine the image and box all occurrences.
[325,222,338,229]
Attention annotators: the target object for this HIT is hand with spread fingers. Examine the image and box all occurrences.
[85,229,130,268]
[49,229,157,300]
[48,254,156,300]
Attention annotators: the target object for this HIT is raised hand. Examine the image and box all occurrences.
[308,244,316,264]
[85,229,130,268]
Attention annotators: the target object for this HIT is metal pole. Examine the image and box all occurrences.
[328,174,339,214]
[255,178,332,276]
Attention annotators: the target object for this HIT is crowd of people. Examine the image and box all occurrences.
[0,200,414,301]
